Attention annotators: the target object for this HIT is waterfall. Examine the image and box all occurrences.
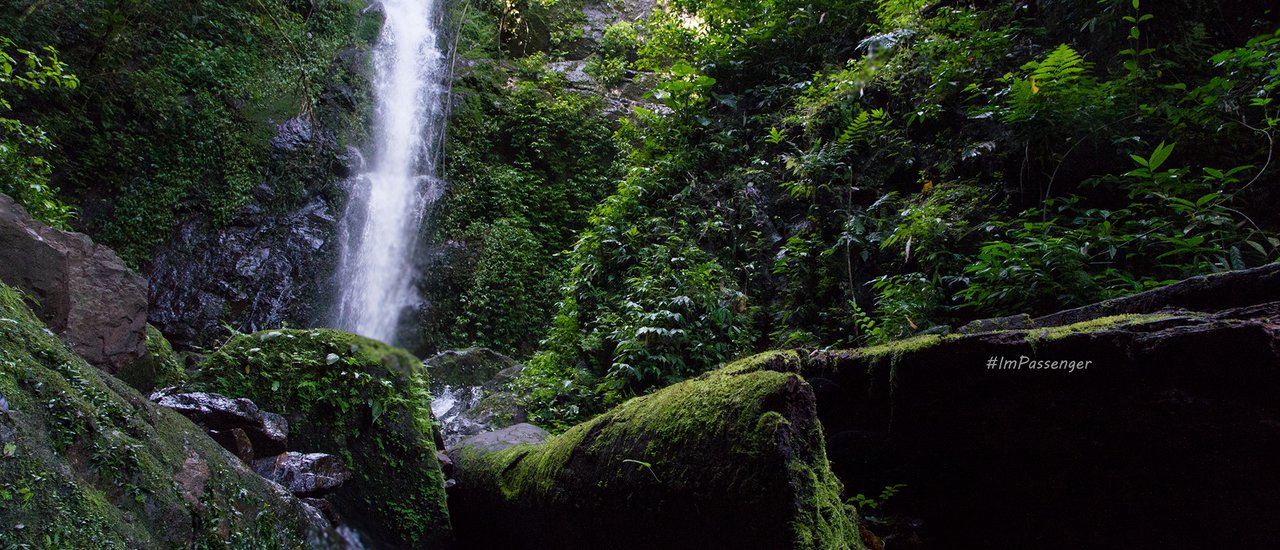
[333,0,447,344]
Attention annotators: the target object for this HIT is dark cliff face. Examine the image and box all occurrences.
[146,191,342,350]
[146,45,375,350]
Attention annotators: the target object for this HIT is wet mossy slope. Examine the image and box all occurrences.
[0,283,338,548]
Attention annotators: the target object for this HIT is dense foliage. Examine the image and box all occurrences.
[0,36,77,228]
[506,0,1280,428]
[0,0,370,263]
[3,0,1277,431]
[419,3,622,358]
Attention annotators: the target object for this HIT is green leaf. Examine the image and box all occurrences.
[1148,141,1175,171]
[1245,240,1268,256]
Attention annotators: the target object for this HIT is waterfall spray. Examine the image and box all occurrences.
[333,0,447,344]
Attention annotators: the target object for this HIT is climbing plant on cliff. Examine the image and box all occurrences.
[0,37,77,229]
[423,6,621,358]
[0,0,368,263]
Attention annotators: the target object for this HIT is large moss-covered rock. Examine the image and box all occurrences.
[448,363,866,549]
[0,284,340,548]
[191,329,451,548]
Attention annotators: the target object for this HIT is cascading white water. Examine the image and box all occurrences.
[333,0,447,344]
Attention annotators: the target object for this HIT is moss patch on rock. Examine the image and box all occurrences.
[190,329,450,548]
[450,360,866,549]
[0,284,337,548]
[117,324,187,394]
[1023,313,1175,345]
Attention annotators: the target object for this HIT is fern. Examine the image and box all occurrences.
[1026,44,1090,89]
[838,109,891,146]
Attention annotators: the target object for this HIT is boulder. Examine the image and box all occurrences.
[425,347,522,391]
[190,329,451,548]
[0,282,343,548]
[427,348,527,447]
[117,324,187,393]
[0,193,147,373]
[254,452,353,497]
[448,367,866,550]
[151,391,288,457]
[451,423,548,455]
[782,294,1280,548]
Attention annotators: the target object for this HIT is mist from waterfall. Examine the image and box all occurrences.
[333,0,447,344]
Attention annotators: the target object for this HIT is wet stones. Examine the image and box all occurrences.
[152,391,350,498]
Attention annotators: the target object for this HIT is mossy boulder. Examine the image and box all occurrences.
[0,284,340,548]
[425,347,522,392]
[117,324,187,393]
[190,329,450,548]
[448,362,867,549]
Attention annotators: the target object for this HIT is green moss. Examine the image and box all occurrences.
[454,366,865,549]
[117,324,187,393]
[852,334,946,364]
[718,349,805,376]
[191,328,451,547]
[0,283,330,548]
[1024,313,1175,344]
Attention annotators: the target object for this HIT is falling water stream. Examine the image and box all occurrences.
[333,0,447,344]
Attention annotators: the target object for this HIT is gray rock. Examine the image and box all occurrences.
[254,452,353,497]
[425,347,522,392]
[260,411,290,447]
[450,423,548,456]
[0,193,148,373]
[271,116,314,153]
[154,392,288,456]
[146,196,340,350]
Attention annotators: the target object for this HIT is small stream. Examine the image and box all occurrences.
[431,384,488,448]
